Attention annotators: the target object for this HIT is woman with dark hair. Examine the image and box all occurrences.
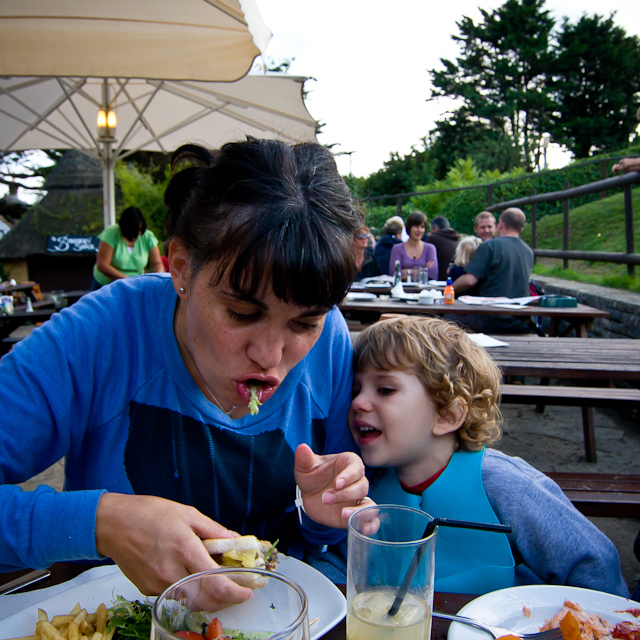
[0,138,371,605]
[91,205,164,290]
[388,210,438,280]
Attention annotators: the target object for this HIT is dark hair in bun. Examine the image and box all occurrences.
[164,137,360,308]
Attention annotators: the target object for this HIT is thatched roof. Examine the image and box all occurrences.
[0,150,107,259]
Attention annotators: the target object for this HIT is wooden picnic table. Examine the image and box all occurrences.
[0,309,56,346]
[487,335,640,462]
[340,298,609,337]
[488,335,640,380]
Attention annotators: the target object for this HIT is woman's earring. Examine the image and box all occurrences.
[179,287,185,294]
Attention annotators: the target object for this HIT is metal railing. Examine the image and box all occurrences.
[484,171,640,276]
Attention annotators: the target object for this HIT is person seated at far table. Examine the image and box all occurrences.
[612,157,640,174]
[349,316,629,597]
[447,235,482,293]
[450,207,533,334]
[425,215,460,281]
[374,217,403,274]
[388,211,438,281]
[353,223,383,282]
[474,211,497,242]
[91,206,164,291]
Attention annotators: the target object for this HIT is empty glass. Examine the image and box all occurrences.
[152,568,310,640]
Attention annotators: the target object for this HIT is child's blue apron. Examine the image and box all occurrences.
[372,448,515,594]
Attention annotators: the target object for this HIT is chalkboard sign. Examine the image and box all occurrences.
[47,235,100,253]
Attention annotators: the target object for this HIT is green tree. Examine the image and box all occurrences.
[429,108,522,177]
[365,141,435,197]
[115,161,169,243]
[429,0,555,170]
[0,150,61,195]
[548,14,640,158]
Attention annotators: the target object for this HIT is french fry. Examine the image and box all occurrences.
[35,621,66,640]
[50,614,75,627]
[37,608,49,622]
[3,635,39,640]
[102,629,115,640]
[90,633,102,640]
[95,604,107,634]
[68,621,79,640]
[69,604,81,616]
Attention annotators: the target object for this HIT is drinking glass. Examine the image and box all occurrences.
[51,290,68,309]
[347,504,436,640]
[152,568,310,640]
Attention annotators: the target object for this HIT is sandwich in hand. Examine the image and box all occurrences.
[203,535,279,589]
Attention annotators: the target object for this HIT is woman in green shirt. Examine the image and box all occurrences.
[91,206,164,290]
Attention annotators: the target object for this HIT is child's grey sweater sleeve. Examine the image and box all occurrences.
[482,449,629,597]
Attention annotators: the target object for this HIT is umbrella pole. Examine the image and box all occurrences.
[101,151,116,229]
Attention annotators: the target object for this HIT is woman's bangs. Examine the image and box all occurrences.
[221,211,354,308]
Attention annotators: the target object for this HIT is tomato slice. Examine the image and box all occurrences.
[176,632,205,640]
[205,617,224,640]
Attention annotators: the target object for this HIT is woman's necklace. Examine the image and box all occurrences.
[407,240,422,259]
[175,300,236,417]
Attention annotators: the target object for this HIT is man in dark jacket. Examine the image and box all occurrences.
[425,216,460,280]
[374,217,403,274]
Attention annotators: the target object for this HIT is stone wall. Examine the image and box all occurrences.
[534,275,640,339]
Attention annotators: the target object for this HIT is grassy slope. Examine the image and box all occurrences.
[520,186,640,292]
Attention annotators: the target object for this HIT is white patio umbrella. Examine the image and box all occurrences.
[0,74,319,227]
[0,0,303,228]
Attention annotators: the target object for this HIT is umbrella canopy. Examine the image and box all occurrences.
[0,0,282,228]
[0,0,271,82]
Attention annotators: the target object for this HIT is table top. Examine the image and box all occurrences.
[340,297,609,319]
[0,309,56,342]
[0,283,39,295]
[487,335,640,379]
[1,563,476,640]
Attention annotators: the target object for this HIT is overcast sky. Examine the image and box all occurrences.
[256,0,640,177]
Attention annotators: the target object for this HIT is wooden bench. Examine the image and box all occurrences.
[501,384,640,463]
[547,472,640,519]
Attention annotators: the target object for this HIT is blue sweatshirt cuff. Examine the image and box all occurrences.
[30,487,107,566]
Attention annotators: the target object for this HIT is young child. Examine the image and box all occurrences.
[349,316,629,597]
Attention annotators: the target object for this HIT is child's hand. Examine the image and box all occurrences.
[294,443,374,529]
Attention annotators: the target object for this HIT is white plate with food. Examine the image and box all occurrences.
[345,292,378,301]
[448,585,640,640]
[0,556,346,639]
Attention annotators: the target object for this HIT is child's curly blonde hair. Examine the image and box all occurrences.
[353,316,502,450]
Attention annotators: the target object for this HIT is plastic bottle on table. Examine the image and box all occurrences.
[393,260,401,287]
[444,276,455,304]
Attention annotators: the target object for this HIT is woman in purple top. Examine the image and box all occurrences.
[388,211,438,280]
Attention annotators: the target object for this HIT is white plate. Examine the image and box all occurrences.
[365,283,391,290]
[345,292,377,301]
[448,585,640,640]
[0,557,346,639]
[392,293,420,302]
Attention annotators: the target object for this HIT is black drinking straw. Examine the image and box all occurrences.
[386,518,512,617]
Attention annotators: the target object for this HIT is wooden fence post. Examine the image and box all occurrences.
[530,188,537,260]
[486,185,494,208]
[563,181,570,270]
[624,184,635,277]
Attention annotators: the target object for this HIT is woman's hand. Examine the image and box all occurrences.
[294,443,373,529]
[95,493,253,605]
